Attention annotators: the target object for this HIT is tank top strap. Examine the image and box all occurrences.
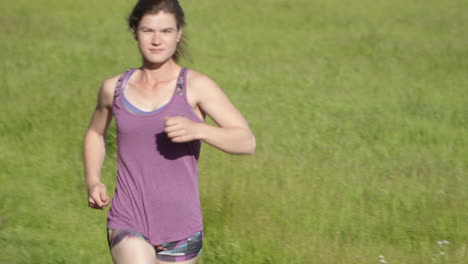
[113,68,137,104]
[175,67,188,97]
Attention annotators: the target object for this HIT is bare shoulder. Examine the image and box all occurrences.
[186,69,221,92]
[98,74,121,108]
[101,75,121,99]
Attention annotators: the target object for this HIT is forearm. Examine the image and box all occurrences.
[83,130,107,187]
[198,123,256,154]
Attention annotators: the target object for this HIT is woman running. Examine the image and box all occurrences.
[83,0,255,263]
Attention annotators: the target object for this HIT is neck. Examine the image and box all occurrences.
[139,59,181,84]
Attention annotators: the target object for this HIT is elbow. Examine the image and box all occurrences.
[219,128,256,155]
[243,133,256,155]
[249,135,256,154]
[226,131,255,155]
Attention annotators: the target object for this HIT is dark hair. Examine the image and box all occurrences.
[128,0,187,62]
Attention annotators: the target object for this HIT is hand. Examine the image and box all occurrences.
[164,116,201,143]
[87,181,110,210]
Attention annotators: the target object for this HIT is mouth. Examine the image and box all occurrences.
[149,48,164,53]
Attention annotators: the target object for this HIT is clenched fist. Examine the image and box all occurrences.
[164,116,202,143]
[87,181,110,210]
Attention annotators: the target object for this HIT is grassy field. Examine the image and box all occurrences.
[1,0,467,263]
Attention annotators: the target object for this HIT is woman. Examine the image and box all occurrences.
[83,0,255,263]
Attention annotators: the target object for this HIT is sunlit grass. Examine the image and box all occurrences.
[1,0,467,263]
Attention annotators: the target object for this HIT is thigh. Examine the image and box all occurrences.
[108,229,156,264]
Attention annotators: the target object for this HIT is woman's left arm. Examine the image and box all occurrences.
[164,73,256,154]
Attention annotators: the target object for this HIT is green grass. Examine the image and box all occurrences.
[1,0,467,263]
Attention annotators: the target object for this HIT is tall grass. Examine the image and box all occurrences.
[1,0,467,263]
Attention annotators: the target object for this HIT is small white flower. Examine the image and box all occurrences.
[443,240,450,244]
[378,255,388,263]
[437,241,443,245]
[440,252,445,255]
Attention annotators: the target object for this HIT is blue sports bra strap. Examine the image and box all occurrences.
[176,67,187,96]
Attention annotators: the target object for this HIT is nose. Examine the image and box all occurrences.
[152,32,162,45]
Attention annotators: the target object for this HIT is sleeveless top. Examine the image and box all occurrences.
[107,67,204,245]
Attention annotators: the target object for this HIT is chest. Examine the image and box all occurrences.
[124,82,176,112]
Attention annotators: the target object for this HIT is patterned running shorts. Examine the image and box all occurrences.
[107,229,203,262]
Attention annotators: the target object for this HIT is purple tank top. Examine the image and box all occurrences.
[107,67,204,245]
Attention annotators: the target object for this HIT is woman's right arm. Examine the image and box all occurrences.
[83,77,118,209]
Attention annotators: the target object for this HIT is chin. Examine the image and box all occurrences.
[142,56,172,66]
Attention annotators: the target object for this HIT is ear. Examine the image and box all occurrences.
[131,27,138,41]
[176,28,183,43]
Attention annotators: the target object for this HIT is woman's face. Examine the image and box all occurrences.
[134,12,182,66]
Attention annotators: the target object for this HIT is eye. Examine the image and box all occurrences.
[140,27,153,32]
[162,28,175,33]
